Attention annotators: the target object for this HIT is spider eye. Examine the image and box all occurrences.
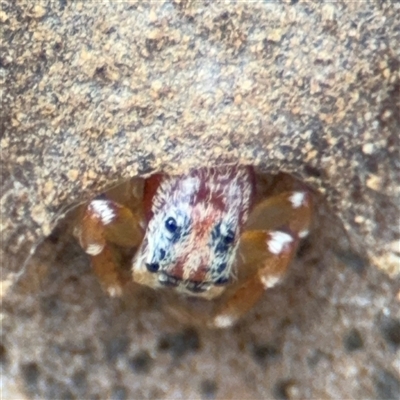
[165,217,178,233]
[215,276,229,285]
[223,230,235,245]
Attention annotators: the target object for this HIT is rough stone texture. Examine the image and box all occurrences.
[1,1,399,399]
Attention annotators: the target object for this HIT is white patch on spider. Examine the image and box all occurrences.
[90,199,116,225]
[107,285,122,297]
[261,274,282,289]
[213,314,235,328]
[86,243,104,256]
[267,231,293,255]
[289,191,307,208]
[299,229,309,238]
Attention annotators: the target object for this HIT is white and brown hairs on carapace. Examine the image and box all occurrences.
[132,166,254,296]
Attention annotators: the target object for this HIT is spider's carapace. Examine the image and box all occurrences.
[133,166,254,298]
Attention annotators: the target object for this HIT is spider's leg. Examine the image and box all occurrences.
[211,190,313,328]
[245,190,312,238]
[211,230,299,328]
[75,199,144,296]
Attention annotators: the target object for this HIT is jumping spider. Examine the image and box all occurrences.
[74,166,312,328]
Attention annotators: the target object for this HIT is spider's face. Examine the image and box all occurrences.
[132,167,254,297]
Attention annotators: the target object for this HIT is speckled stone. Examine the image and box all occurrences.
[2,1,399,277]
[1,1,399,399]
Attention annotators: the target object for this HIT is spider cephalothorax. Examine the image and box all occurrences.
[76,166,312,327]
[133,166,254,296]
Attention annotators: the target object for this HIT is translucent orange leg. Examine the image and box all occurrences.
[245,190,313,237]
[75,199,144,296]
[211,190,312,328]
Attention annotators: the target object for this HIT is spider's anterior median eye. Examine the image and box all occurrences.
[165,217,178,233]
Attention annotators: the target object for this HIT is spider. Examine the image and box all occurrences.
[74,166,312,328]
